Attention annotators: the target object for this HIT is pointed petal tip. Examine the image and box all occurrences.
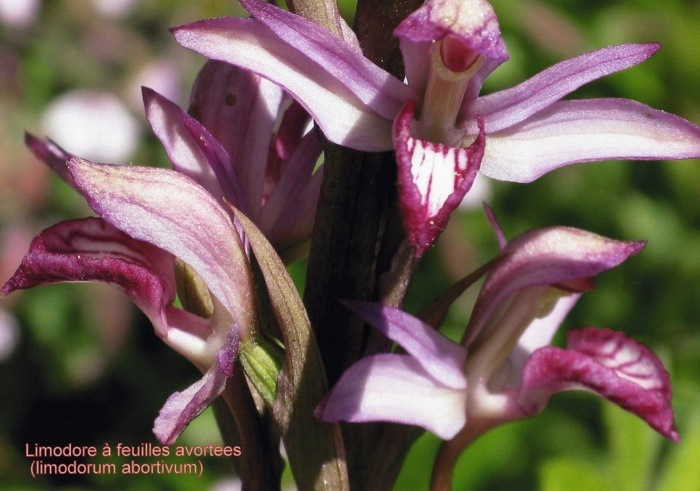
[141,85,157,101]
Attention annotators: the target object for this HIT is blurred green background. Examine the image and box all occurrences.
[0,0,699,489]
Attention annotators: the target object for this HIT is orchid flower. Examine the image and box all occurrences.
[144,60,323,260]
[1,157,257,445]
[315,226,677,449]
[172,0,700,256]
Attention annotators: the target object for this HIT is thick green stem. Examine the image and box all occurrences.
[304,146,392,386]
[301,0,427,488]
[220,369,284,491]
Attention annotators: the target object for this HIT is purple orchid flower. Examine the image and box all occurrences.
[2,157,256,445]
[172,0,700,256]
[144,60,323,260]
[315,226,677,448]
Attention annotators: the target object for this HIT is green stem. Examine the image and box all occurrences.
[219,369,284,491]
[430,419,496,491]
[304,146,393,385]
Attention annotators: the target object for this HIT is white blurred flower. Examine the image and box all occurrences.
[130,60,182,109]
[41,90,141,162]
[211,478,242,491]
[92,0,137,19]
[459,172,492,210]
[0,308,19,362]
[0,0,38,28]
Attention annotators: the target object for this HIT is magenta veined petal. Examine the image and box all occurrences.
[393,101,485,257]
[481,98,700,183]
[316,353,467,439]
[1,217,177,336]
[518,327,678,441]
[472,43,660,132]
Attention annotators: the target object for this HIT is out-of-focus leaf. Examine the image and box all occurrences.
[658,409,700,491]
[603,401,662,491]
[540,457,610,491]
[232,208,349,491]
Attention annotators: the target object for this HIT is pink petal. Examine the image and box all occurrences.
[154,329,240,444]
[188,61,281,217]
[67,158,255,331]
[342,300,467,389]
[259,132,323,251]
[481,98,700,183]
[143,87,230,202]
[24,133,75,188]
[472,43,660,132]
[518,328,678,441]
[465,227,645,346]
[172,13,413,151]
[393,100,485,257]
[316,353,467,439]
[0,218,204,340]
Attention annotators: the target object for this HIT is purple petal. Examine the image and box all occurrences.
[25,133,76,188]
[143,87,231,202]
[316,354,467,439]
[67,158,255,332]
[395,0,508,97]
[154,329,240,444]
[472,43,660,132]
[518,328,678,441]
[0,218,212,341]
[342,300,467,389]
[394,101,485,257]
[465,227,645,346]
[483,203,507,250]
[188,61,281,217]
[172,13,413,151]
[259,132,323,251]
[481,98,700,183]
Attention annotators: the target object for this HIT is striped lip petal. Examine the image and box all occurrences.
[393,100,485,257]
[518,327,678,441]
[1,217,178,337]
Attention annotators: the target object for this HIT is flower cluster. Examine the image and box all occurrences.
[3,0,700,488]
